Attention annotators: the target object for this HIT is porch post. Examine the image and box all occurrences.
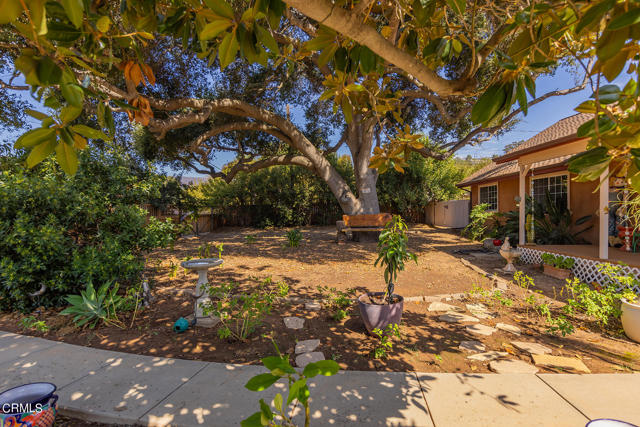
[598,167,609,260]
[519,165,526,245]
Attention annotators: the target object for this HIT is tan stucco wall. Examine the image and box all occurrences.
[469,171,599,244]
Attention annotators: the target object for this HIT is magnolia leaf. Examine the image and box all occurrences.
[29,0,48,35]
[574,100,596,113]
[55,140,78,174]
[204,0,234,20]
[26,109,49,120]
[607,7,640,31]
[255,24,278,54]
[61,83,85,108]
[471,84,507,125]
[602,50,628,82]
[72,133,87,149]
[61,0,84,28]
[36,57,62,85]
[219,30,239,69]
[26,137,58,168]
[359,47,376,74]
[576,0,615,34]
[0,0,22,24]
[15,128,55,149]
[317,43,338,67]
[60,105,82,124]
[70,124,108,140]
[200,19,232,41]
[446,0,465,15]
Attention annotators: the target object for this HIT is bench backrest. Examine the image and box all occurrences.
[343,213,392,227]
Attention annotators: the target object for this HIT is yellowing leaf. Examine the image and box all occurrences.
[218,30,239,69]
[200,19,232,41]
[96,15,111,33]
[55,140,78,174]
[72,133,87,149]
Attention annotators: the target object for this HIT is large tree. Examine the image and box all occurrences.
[2,0,640,213]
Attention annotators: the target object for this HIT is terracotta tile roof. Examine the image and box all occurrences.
[457,155,573,187]
[457,114,591,187]
[501,113,591,157]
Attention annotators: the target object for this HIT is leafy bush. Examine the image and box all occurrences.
[285,229,302,247]
[317,285,355,321]
[0,150,179,311]
[60,282,124,328]
[242,344,340,427]
[372,323,401,359]
[541,253,575,270]
[563,264,638,330]
[462,203,492,241]
[202,280,286,341]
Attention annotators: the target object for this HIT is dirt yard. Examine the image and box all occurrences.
[3,225,640,374]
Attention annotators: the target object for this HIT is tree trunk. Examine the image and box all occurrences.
[346,115,380,215]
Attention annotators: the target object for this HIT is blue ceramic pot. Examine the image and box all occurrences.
[0,382,58,427]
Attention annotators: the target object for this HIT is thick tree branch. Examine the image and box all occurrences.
[283,0,473,97]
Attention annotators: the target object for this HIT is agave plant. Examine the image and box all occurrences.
[60,281,124,328]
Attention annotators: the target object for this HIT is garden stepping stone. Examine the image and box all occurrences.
[428,302,463,312]
[284,316,305,330]
[470,310,494,319]
[496,323,521,335]
[295,339,320,354]
[532,354,591,373]
[305,301,322,311]
[438,312,479,323]
[466,324,496,336]
[459,340,485,352]
[467,351,509,362]
[489,359,539,374]
[511,341,552,355]
[466,303,488,312]
[295,351,325,368]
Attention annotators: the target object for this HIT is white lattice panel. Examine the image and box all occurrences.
[519,246,640,293]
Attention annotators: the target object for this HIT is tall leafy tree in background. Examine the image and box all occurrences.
[1,0,639,214]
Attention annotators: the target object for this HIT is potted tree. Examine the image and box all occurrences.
[358,215,417,333]
[541,253,575,280]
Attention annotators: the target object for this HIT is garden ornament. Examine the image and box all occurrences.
[173,317,190,333]
[499,237,521,274]
[181,258,223,327]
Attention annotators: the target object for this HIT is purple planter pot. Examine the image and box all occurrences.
[358,292,404,334]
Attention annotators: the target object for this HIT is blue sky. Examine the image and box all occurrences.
[4,65,604,175]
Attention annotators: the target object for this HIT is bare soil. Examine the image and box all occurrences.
[3,225,640,374]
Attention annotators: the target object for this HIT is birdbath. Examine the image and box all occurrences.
[181,258,223,327]
[499,237,521,274]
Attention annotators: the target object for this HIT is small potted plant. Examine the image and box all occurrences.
[541,253,574,280]
[358,215,417,333]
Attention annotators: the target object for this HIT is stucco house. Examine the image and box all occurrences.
[457,113,639,282]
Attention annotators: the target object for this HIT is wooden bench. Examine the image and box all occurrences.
[336,213,392,243]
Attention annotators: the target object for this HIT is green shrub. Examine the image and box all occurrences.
[202,280,283,341]
[285,229,302,247]
[541,253,575,270]
[462,203,493,241]
[0,150,179,312]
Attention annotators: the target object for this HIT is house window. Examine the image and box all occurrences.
[532,174,568,209]
[479,184,498,211]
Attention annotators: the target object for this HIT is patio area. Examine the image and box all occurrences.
[518,244,640,285]
[520,244,640,268]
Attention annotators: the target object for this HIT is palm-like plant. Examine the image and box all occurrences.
[374,215,417,304]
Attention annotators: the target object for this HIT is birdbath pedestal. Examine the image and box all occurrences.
[498,237,521,274]
[181,258,223,327]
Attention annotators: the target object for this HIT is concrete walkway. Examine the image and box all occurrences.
[1,331,639,426]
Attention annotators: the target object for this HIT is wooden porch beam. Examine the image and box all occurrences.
[518,164,532,246]
[599,167,609,260]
